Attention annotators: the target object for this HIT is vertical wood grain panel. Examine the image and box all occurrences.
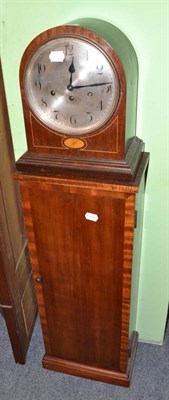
[20,184,51,355]
[120,193,135,372]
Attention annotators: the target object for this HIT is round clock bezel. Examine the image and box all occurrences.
[22,30,123,138]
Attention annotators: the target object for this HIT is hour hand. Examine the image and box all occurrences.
[68,57,75,89]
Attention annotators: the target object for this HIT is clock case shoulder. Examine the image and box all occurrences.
[16,139,149,184]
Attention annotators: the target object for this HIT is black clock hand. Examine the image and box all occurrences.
[67,81,112,91]
[68,57,75,88]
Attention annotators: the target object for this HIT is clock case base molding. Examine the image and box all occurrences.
[16,136,144,183]
[42,331,138,387]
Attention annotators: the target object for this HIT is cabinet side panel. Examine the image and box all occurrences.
[129,176,145,338]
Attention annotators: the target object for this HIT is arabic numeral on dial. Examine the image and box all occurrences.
[35,80,41,90]
[41,98,47,107]
[96,65,103,75]
[54,110,59,120]
[102,84,112,94]
[86,112,93,122]
[70,116,76,125]
[106,84,112,93]
[38,63,46,74]
[65,43,73,56]
[97,100,103,111]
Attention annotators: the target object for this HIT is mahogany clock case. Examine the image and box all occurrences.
[15,20,150,387]
[18,20,144,183]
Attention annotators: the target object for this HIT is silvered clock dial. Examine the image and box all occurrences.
[24,37,120,136]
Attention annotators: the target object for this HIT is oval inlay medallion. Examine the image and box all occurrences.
[63,137,86,149]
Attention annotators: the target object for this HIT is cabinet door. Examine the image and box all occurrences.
[0,61,37,363]
[20,180,135,373]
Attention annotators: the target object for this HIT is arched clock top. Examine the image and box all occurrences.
[18,19,144,183]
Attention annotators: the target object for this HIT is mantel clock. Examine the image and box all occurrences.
[15,19,149,386]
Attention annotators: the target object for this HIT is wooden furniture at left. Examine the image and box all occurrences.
[0,60,37,363]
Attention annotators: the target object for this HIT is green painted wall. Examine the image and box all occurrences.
[1,0,168,343]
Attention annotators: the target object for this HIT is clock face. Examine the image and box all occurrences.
[24,36,120,136]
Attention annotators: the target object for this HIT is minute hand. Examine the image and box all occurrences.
[68,82,112,90]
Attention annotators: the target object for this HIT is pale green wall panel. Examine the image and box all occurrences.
[1,0,168,343]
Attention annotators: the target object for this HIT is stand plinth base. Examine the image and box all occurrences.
[42,331,138,387]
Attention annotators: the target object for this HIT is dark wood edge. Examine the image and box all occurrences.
[1,307,37,364]
[132,152,150,187]
[127,331,138,382]
[15,151,149,190]
[42,331,138,387]
[15,137,146,184]
[125,136,144,173]
[42,356,130,387]
[0,247,38,364]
